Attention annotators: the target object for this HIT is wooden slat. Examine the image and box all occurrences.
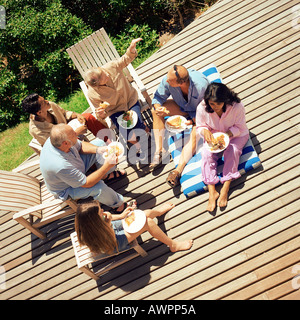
[1,0,299,300]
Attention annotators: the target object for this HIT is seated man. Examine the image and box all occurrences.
[22,93,108,146]
[40,124,127,212]
[150,65,209,187]
[84,38,149,156]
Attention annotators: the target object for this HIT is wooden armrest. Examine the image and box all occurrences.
[12,159,40,173]
[13,199,65,220]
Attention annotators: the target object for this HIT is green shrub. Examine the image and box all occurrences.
[0,0,92,131]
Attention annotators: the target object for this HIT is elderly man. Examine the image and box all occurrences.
[40,124,127,212]
[150,65,209,187]
[84,38,149,157]
[22,93,108,146]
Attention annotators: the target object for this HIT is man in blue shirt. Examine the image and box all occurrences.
[150,65,209,187]
[40,124,126,212]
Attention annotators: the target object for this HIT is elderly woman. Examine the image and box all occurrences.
[84,38,149,156]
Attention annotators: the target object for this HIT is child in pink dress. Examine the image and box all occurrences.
[196,83,249,212]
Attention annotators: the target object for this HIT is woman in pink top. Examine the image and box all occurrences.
[196,83,249,212]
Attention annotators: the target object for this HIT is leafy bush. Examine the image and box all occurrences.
[111,24,159,68]
[0,0,92,131]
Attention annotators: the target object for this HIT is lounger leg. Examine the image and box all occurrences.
[133,241,148,257]
[15,217,46,239]
[79,266,99,280]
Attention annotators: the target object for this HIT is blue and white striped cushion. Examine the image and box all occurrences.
[167,64,261,198]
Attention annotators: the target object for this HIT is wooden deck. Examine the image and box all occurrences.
[1,0,300,300]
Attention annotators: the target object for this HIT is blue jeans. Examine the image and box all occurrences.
[67,139,124,208]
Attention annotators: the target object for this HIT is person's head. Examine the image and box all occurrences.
[204,82,241,113]
[22,94,50,117]
[166,65,189,87]
[75,199,117,254]
[50,124,78,149]
[84,67,110,87]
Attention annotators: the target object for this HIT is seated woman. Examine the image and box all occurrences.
[75,199,193,255]
[84,38,150,157]
[196,83,249,212]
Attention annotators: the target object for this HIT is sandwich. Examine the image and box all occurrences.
[125,211,135,226]
[167,116,182,129]
[210,134,226,151]
[99,102,110,109]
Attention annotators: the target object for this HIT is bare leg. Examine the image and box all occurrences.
[144,202,175,219]
[125,205,193,252]
[207,184,219,212]
[174,125,197,176]
[217,180,231,208]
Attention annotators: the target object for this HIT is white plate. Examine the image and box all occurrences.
[165,115,187,133]
[204,132,230,153]
[117,110,138,130]
[103,141,125,159]
[122,209,146,234]
[68,118,85,130]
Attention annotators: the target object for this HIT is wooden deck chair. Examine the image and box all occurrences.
[0,168,78,239]
[66,28,152,126]
[71,231,147,280]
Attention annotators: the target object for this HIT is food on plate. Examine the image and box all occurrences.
[125,211,135,227]
[210,134,226,151]
[122,111,134,127]
[167,116,182,129]
[161,107,170,114]
[107,144,122,157]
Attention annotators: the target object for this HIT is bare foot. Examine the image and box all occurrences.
[157,202,175,216]
[170,240,193,252]
[207,190,219,212]
[217,190,228,208]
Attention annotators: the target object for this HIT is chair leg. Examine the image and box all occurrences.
[132,240,148,257]
[79,266,99,280]
[15,217,46,239]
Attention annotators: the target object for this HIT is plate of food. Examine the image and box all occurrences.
[117,110,138,129]
[122,209,146,234]
[165,115,187,133]
[205,132,230,153]
[67,118,85,130]
[103,141,125,159]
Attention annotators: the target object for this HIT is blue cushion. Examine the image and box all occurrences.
[167,64,261,198]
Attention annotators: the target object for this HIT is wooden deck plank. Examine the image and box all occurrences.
[1,0,299,300]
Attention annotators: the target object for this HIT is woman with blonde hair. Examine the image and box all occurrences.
[75,199,193,255]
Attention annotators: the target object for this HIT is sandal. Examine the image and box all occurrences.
[149,151,163,169]
[111,200,137,214]
[166,170,181,187]
[103,169,127,183]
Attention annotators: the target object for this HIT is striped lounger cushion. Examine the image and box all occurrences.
[167,64,261,198]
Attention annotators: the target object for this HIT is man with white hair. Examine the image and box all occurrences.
[40,124,128,212]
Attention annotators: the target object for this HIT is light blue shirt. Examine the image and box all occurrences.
[152,69,209,119]
[40,138,87,200]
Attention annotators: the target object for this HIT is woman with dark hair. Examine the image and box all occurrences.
[75,199,193,255]
[196,83,249,212]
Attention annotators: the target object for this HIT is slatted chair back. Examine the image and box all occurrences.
[0,169,78,239]
[71,231,147,280]
[66,28,152,118]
